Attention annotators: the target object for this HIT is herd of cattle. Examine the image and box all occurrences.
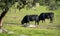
[21,12,54,25]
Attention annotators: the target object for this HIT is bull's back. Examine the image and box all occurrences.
[45,12,54,18]
[28,15,38,21]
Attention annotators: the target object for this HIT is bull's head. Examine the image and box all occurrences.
[21,20,24,25]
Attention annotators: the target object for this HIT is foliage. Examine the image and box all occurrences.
[0,0,59,10]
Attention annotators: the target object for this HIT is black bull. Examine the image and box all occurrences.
[39,12,54,23]
[21,15,39,25]
[21,12,54,25]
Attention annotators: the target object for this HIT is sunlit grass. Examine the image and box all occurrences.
[0,25,59,36]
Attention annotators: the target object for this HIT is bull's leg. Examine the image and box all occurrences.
[50,18,53,23]
[35,21,39,25]
[42,20,43,23]
[42,19,45,23]
[26,23,27,25]
[28,22,30,25]
[37,21,39,25]
[35,21,36,25]
[44,19,45,23]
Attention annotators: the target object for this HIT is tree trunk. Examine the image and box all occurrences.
[0,7,9,29]
[0,19,2,29]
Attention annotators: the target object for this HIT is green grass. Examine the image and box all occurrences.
[0,25,59,36]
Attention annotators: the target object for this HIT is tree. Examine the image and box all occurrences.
[0,0,29,29]
[0,0,15,29]
[17,0,37,10]
[0,7,9,29]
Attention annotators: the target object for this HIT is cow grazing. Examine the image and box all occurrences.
[21,15,39,25]
[39,12,54,23]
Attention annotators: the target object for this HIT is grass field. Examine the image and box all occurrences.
[0,25,59,36]
[0,5,60,36]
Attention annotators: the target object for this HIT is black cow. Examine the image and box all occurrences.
[39,12,54,23]
[21,15,39,25]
